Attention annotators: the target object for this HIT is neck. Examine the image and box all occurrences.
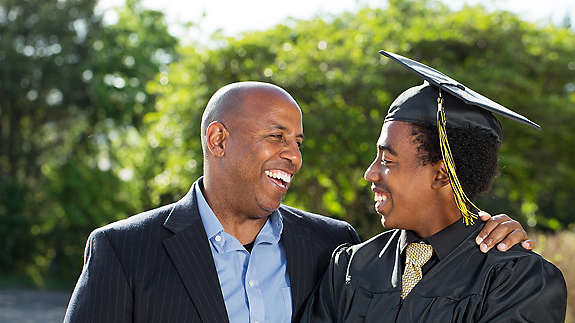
[411,198,462,239]
[203,173,268,245]
[215,214,268,245]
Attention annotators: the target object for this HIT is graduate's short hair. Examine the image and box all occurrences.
[410,123,500,200]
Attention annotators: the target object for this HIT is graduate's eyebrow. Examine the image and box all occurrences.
[378,144,397,156]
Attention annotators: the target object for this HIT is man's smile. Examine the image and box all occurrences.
[265,169,293,190]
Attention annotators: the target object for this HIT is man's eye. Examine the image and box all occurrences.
[269,134,283,138]
[381,159,392,165]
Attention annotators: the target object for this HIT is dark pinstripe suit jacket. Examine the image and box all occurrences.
[64,179,360,323]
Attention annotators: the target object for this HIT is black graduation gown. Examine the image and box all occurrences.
[301,224,567,323]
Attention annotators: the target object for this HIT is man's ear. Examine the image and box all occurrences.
[206,121,228,158]
[431,160,451,189]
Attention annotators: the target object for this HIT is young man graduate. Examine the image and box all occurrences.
[302,51,567,322]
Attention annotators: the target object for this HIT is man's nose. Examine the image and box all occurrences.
[280,140,302,170]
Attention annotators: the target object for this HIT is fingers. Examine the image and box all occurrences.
[476,212,533,253]
[475,212,507,247]
[477,214,528,253]
[479,210,491,222]
[479,222,516,253]
[521,239,535,250]
[495,228,528,252]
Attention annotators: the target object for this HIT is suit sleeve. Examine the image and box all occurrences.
[64,230,133,323]
[300,244,352,323]
[346,223,361,244]
[478,255,567,323]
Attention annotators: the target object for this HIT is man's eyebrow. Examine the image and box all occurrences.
[378,144,397,156]
[269,125,305,140]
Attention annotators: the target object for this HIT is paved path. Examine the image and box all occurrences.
[0,289,71,323]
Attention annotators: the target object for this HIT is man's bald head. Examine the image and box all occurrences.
[200,81,298,153]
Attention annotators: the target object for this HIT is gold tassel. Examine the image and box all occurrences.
[436,93,481,226]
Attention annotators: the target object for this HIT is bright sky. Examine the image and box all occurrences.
[97,0,574,43]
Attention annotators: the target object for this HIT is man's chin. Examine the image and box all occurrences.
[255,197,282,215]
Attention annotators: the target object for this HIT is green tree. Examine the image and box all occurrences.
[0,0,103,278]
[0,0,177,283]
[135,0,575,240]
[3,0,574,286]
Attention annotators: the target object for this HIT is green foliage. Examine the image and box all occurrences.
[1,0,574,284]
[137,1,575,238]
[0,0,177,282]
[0,0,103,276]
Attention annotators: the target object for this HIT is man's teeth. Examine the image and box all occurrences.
[265,170,292,183]
[374,192,388,201]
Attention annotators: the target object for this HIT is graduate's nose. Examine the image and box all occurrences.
[364,159,381,183]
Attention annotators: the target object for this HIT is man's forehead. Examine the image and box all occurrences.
[233,103,303,135]
[241,104,301,121]
[239,92,300,114]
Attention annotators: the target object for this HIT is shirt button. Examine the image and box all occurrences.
[215,235,222,242]
[254,321,259,323]
[248,280,255,287]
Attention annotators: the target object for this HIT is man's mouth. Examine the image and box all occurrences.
[265,169,292,189]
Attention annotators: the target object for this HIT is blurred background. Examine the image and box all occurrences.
[0,0,573,321]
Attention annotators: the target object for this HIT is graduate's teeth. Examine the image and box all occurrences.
[374,192,388,201]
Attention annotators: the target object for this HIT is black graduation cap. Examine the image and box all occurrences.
[378,50,541,225]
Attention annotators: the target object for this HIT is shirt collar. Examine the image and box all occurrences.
[255,208,283,245]
[195,181,224,240]
[400,218,478,260]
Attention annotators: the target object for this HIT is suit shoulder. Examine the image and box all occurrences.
[91,203,175,239]
[279,204,353,230]
[279,204,360,246]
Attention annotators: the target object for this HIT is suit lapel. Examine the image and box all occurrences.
[162,180,229,323]
[281,210,314,319]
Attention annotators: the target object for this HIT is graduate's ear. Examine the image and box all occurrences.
[431,160,451,189]
[206,121,228,158]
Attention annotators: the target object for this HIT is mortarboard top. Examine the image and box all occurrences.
[385,82,506,143]
[378,50,541,225]
[379,50,541,132]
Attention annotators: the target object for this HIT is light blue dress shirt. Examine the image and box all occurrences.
[195,184,292,323]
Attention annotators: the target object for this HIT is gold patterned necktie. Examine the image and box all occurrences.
[401,242,433,299]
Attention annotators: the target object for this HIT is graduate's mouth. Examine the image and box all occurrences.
[372,188,391,214]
